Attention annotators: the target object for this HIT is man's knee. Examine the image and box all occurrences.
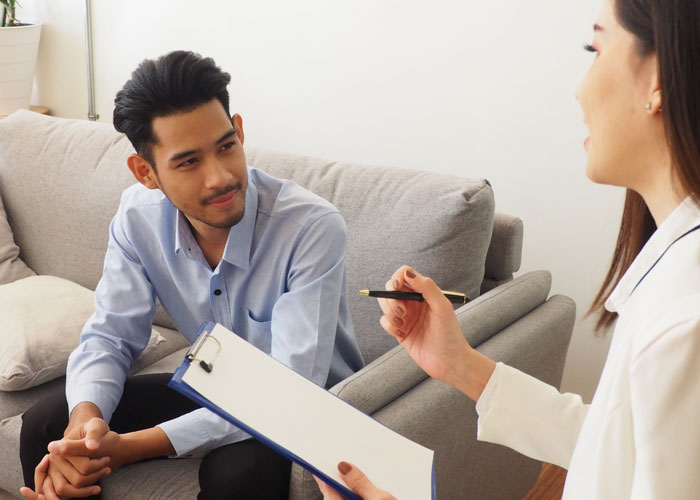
[198,441,291,500]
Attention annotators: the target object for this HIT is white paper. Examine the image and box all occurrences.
[181,323,434,499]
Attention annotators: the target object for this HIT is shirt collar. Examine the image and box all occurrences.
[606,196,700,312]
[173,168,259,270]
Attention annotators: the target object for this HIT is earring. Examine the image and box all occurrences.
[645,102,652,111]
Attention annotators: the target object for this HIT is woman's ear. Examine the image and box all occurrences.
[127,154,160,189]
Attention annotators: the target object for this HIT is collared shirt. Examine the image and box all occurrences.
[66,167,364,457]
[476,196,700,499]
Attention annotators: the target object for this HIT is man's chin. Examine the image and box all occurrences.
[202,209,245,229]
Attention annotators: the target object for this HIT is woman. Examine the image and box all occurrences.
[317,0,700,498]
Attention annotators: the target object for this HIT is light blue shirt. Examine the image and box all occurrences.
[66,167,364,457]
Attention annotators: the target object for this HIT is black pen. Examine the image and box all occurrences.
[358,289,469,305]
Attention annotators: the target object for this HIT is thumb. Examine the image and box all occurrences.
[84,417,109,450]
[402,268,451,310]
[312,475,344,500]
[338,462,384,498]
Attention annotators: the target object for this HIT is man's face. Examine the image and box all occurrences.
[149,99,248,237]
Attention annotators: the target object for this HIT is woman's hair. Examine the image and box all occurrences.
[590,0,700,330]
[113,51,232,168]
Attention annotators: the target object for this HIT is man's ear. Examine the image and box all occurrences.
[127,154,160,189]
[232,113,245,145]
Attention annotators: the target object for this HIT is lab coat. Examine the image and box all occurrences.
[476,197,700,499]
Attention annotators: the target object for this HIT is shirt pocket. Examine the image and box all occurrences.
[245,309,272,354]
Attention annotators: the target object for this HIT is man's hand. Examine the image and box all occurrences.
[314,462,397,500]
[36,414,112,499]
[19,454,103,500]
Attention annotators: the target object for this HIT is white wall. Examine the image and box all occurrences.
[20,0,620,402]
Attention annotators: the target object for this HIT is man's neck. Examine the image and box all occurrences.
[188,219,230,270]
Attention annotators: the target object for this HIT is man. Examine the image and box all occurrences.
[19,50,364,500]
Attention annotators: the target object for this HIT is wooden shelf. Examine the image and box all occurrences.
[0,105,49,119]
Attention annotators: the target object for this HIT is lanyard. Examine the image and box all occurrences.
[630,223,700,296]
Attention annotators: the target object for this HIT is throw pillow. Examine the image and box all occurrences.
[0,191,35,285]
[0,275,165,391]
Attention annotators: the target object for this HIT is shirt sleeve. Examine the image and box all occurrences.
[65,210,157,422]
[476,362,589,469]
[159,211,350,457]
[629,315,700,498]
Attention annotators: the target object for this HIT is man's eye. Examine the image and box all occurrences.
[220,141,235,152]
[178,158,198,168]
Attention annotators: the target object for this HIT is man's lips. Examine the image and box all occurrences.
[206,189,238,208]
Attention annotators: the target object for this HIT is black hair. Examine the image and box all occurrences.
[113,50,232,167]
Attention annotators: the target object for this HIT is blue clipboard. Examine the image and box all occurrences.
[168,321,437,500]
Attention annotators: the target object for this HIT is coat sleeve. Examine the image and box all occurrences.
[476,362,589,469]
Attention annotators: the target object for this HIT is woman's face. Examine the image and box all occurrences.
[577,0,660,190]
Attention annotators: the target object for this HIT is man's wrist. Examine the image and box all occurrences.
[65,401,103,437]
[120,427,176,465]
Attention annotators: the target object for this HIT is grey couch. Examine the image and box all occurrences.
[0,110,575,499]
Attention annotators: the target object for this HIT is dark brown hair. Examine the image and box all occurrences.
[590,0,700,330]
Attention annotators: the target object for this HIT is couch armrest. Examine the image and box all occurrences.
[329,270,553,415]
[482,213,524,292]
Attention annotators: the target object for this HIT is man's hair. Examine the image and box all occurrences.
[113,50,232,167]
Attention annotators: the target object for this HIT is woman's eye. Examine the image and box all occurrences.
[583,43,597,54]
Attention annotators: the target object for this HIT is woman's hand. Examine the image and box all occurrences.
[378,266,495,400]
[314,462,396,500]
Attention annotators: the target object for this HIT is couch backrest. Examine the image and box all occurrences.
[0,111,495,363]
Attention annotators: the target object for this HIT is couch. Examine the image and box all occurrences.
[0,110,576,499]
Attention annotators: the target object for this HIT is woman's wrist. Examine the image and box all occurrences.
[445,346,496,402]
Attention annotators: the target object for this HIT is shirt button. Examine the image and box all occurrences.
[214,289,222,296]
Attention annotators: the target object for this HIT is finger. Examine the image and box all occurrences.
[338,461,392,498]
[312,475,344,500]
[401,268,452,310]
[50,453,111,488]
[84,418,110,450]
[380,315,406,341]
[47,457,102,499]
[19,487,41,500]
[49,438,94,458]
[67,454,111,476]
[33,454,50,492]
[40,475,61,500]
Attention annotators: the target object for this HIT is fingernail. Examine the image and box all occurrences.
[338,461,352,475]
[87,439,98,449]
[393,279,400,290]
[406,270,416,279]
[396,329,406,339]
[392,316,404,327]
[395,306,405,317]
[93,487,101,495]
[47,441,57,452]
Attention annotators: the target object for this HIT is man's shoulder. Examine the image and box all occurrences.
[119,183,167,208]
[250,167,340,228]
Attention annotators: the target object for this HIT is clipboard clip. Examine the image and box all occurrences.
[186,327,222,373]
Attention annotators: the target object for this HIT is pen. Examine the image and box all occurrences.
[358,289,469,305]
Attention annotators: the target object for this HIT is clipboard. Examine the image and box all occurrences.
[168,322,436,500]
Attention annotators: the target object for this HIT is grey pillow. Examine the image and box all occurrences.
[0,191,34,285]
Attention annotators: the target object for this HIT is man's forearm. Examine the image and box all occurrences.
[120,427,176,464]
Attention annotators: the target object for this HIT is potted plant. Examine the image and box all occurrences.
[0,0,42,116]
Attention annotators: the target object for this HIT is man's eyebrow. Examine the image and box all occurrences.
[168,129,237,163]
[216,129,237,144]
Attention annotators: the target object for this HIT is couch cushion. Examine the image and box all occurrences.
[0,190,34,285]
[0,275,167,392]
[247,148,495,362]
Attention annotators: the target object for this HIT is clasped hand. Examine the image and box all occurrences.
[20,417,117,500]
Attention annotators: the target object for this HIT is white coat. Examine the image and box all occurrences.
[476,197,700,499]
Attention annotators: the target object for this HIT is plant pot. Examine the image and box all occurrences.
[0,23,42,116]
